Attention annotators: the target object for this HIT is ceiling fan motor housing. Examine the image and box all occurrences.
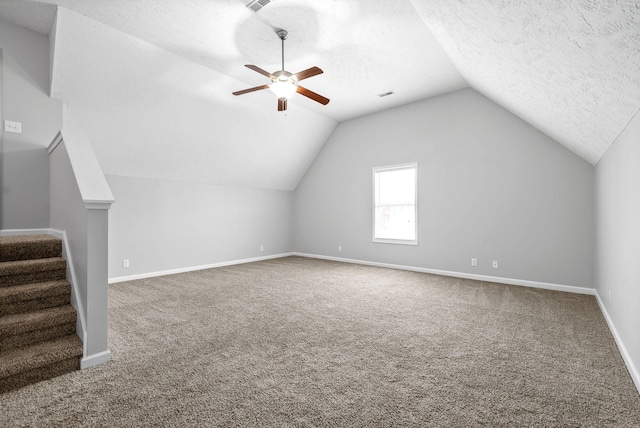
[273,70,293,82]
[232,28,329,111]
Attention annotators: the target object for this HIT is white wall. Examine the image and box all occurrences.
[293,89,595,288]
[45,8,313,281]
[595,109,640,388]
[0,18,62,229]
[51,7,335,191]
[107,175,292,280]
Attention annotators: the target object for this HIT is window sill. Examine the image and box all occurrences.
[372,238,418,246]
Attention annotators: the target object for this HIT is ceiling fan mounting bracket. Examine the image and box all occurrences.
[276,29,288,41]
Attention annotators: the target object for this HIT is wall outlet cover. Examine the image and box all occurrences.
[4,120,22,134]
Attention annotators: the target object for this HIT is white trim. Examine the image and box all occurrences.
[84,201,114,210]
[108,253,294,284]
[1,228,59,237]
[594,292,640,394]
[372,238,419,246]
[372,162,418,174]
[81,350,112,369]
[373,162,418,245]
[58,230,88,359]
[48,130,115,208]
[292,252,596,296]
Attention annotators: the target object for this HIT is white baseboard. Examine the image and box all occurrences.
[81,350,112,369]
[0,228,59,237]
[293,253,596,295]
[594,292,640,394]
[108,252,295,284]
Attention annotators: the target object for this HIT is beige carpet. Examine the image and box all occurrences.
[1,256,639,427]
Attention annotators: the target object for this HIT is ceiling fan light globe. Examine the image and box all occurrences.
[270,81,297,99]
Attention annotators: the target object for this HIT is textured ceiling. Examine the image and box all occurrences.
[49,6,337,190]
[0,0,55,34]
[1,0,639,174]
[409,0,640,164]
[7,0,467,122]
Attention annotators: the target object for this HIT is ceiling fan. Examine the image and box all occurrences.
[232,29,330,111]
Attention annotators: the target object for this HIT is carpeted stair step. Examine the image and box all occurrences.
[0,257,67,288]
[0,235,62,263]
[0,305,77,352]
[0,234,82,394]
[0,280,71,316]
[0,334,82,393]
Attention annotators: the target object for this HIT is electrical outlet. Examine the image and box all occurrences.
[471,258,477,267]
[260,245,264,252]
[123,259,130,268]
[492,260,498,269]
[4,120,22,134]
[338,245,342,252]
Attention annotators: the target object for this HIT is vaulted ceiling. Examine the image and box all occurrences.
[1,0,639,188]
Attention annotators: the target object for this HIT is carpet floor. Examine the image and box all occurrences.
[1,256,639,427]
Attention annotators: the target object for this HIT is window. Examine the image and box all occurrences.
[373,163,417,245]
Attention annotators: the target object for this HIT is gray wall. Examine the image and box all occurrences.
[1,49,3,218]
[49,140,89,337]
[0,18,62,229]
[595,109,640,384]
[50,135,112,362]
[293,89,595,288]
[107,175,293,280]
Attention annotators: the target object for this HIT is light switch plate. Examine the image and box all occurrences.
[4,120,22,134]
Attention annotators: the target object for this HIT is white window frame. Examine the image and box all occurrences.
[372,162,418,245]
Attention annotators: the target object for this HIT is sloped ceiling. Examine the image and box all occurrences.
[50,7,338,190]
[0,0,639,187]
[409,0,640,164]
[44,0,468,122]
[0,0,55,34]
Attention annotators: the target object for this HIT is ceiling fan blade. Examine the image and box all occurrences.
[245,64,274,79]
[232,85,270,96]
[296,86,330,105]
[292,66,323,82]
[278,98,287,111]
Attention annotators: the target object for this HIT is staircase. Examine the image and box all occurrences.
[0,235,83,393]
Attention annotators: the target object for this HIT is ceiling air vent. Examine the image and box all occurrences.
[246,0,272,12]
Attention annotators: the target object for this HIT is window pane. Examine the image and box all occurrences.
[376,168,415,205]
[373,164,417,243]
[375,205,416,240]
